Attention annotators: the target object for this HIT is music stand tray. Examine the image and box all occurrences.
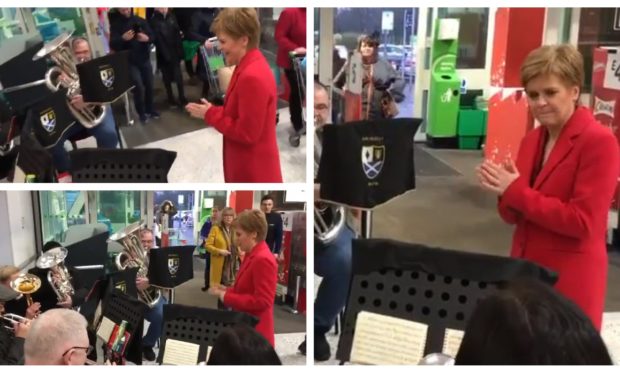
[335,238,557,364]
[157,304,258,365]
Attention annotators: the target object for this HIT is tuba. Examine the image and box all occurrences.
[109,221,162,308]
[314,202,346,245]
[36,247,75,302]
[1,32,106,128]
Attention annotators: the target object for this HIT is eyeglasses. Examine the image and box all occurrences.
[62,345,94,357]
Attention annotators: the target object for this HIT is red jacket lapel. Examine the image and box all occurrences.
[533,106,591,189]
[224,48,262,105]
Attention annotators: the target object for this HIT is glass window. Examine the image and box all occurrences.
[153,191,197,246]
[40,191,86,243]
[437,8,489,69]
[0,8,26,46]
[31,8,86,42]
[96,191,141,235]
[577,8,620,92]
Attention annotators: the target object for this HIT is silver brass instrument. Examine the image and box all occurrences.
[314,202,346,245]
[109,221,162,308]
[1,32,105,128]
[1,313,29,331]
[36,247,75,302]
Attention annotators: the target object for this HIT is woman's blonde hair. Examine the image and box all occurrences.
[234,209,268,242]
[0,265,20,284]
[211,8,261,50]
[520,44,584,92]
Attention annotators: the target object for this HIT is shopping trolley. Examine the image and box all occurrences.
[199,37,228,106]
[288,51,306,147]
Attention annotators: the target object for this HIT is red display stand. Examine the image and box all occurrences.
[484,8,544,163]
[592,47,620,209]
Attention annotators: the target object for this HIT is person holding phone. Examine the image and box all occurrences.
[110,8,160,124]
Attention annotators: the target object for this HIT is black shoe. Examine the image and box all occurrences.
[140,115,149,124]
[168,99,180,108]
[143,347,156,362]
[148,111,161,119]
[289,132,301,147]
[201,286,208,292]
[298,338,306,356]
[314,332,331,361]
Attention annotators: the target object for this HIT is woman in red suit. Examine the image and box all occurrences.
[186,8,282,183]
[208,210,278,346]
[477,44,620,330]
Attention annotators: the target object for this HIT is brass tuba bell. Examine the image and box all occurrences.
[109,221,162,308]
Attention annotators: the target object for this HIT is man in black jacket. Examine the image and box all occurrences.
[260,195,284,259]
[150,8,188,108]
[187,8,218,98]
[110,8,160,124]
[0,286,29,365]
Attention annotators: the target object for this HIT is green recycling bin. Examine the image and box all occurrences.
[427,19,461,148]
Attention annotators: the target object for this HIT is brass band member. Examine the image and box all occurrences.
[0,286,31,365]
[0,266,41,320]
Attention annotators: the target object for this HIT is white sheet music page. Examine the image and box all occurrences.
[96,316,116,342]
[442,328,465,358]
[162,339,201,365]
[350,311,428,365]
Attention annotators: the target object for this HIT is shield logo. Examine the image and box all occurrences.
[100,68,114,88]
[40,110,56,132]
[168,257,180,275]
[115,281,127,293]
[361,145,385,179]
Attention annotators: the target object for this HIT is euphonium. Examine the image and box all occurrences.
[109,221,162,308]
[36,247,75,303]
[32,32,106,128]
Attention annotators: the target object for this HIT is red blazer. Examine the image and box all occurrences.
[499,106,619,330]
[223,241,278,346]
[275,8,306,69]
[205,48,283,183]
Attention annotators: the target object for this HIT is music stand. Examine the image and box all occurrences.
[0,40,48,113]
[148,245,194,304]
[157,304,258,365]
[23,88,78,149]
[335,238,557,364]
[69,148,177,183]
[65,231,109,290]
[77,51,132,104]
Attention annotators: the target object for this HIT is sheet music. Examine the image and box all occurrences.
[602,312,620,364]
[205,346,213,363]
[96,316,116,342]
[162,339,200,365]
[350,311,428,365]
[442,328,464,358]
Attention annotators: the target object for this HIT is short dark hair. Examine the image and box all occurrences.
[260,194,274,204]
[207,324,281,365]
[455,279,612,365]
[42,241,63,253]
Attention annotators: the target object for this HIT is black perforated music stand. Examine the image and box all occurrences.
[69,148,177,183]
[335,238,557,364]
[157,304,259,365]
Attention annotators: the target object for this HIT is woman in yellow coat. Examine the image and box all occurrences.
[205,207,239,287]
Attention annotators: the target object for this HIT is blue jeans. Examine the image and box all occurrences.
[143,296,166,348]
[50,106,119,172]
[314,225,354,335]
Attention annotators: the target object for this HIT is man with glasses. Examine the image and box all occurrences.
[24,308,91,365]
[137,228,165,362]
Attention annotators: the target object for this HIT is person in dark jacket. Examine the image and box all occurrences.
[110,8,160,124]
[0,295,29,365]
[260,195,283,258]
[150,8,188,108]
[186,8,218,98]
[172,8,198,78]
